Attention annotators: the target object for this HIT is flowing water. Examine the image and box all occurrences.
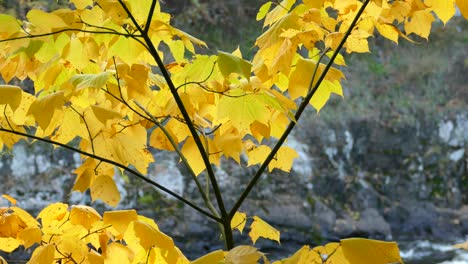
[400,239,468,264]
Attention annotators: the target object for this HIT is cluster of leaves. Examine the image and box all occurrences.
[0,0,466,262]
[0,195,404,264]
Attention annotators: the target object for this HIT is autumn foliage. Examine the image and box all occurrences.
[0,0,466,263]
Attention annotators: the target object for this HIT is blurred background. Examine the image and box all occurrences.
[0,1,467,263]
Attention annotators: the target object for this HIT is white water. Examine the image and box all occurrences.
[400,239,468,264]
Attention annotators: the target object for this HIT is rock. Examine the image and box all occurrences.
[355,208,392,240]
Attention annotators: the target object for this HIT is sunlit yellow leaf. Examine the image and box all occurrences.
[1,194,16,205]
[37,203,69,228]
[104,242,134,264]
[26,9,68,33]
[150,126,176,151]
[231,212,247,234]
[29,244,55,264]
[225,245,265,264]
[70,205,102,230]
[289,58,344,101]
[0,85,22,112]
[345,30,371,53]
[103,210,138,239]
[181,136,207,176]
[215,89,272,134]
[454,241,468,250]
[263,0,296,27]
[426,0,456,24]
[404,9,435,39]
[124,220,175,251]
[341,238,403,264]
[457,0,468,19]
[375,23,399,43]
[91,175,121,207]
[56,236,89,263]
[0,237,20,253]
[71,0,93,9]
[28,91,66,131]
[18,226,42,248]
[257,2,273,21]
[268,145,298,172]
[273,245,323,264]
[11,207,39,227]
[191,250,226,264]
[249,216,280,244]
[247,145,271,166]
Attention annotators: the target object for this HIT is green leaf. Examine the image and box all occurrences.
[69,72,110,90]
[217,51,252,79]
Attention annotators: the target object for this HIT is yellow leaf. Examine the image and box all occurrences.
[310,80,343,112]
[0,255,7,264]
[26,9,68,33]
[257,2,273,21]
[91,105,121,125]
[215,89,272,134]
[71,0,93,9]
[1,194,16,205]
[180,136,207,176]
[104,242,134,264]
[225,245,265,264]
[263,0,296,27]
[273,245,323,264]
[247,145,271,166]
[103,210,138,239]
[18,227,42,248]
[91,175,121,207]
[29,244,55,264]
[231,212,247,234]
[88,250,105,264]
[325,32,345,51]
[268,145,298,172]
[345,30,371,53]
[124,220,175,251]
[0,237,20,253]
[191,250,226,264]
[453,241,468,250]
[341,238,403,264]
[0,85,22,112]
[150,126,176,151]
[249,216,280,244]
[375,23,399,43]
[288,58,344,101]
[11,207,39,227]
[56,236,89,263]
[70,205,102,230]
[426,0,456,24]
[404,9,435,39]
[37,203,69,228]
[457,0,468,19]
[28,91,66,131]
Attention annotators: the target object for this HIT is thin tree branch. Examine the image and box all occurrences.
[0,127,220,222]
[116,0,231,246]
[229,0,372,218]
[0,28,140,43]
[144,0,158,34]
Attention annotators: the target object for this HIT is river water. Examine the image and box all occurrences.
[400,239,468,264]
